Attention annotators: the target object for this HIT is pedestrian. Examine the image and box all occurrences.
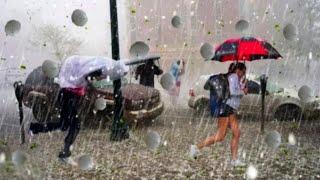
[135,59,163,87]
[204,63,236,117]
[28,55,129,161]
[193,63,248,166]
[169,60,185,105]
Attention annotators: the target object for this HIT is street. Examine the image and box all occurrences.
[1,99,320,179]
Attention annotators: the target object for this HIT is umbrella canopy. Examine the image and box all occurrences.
[212,36,282,62]
[59,56,129,88]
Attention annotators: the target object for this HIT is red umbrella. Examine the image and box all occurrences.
[212,36,282,62]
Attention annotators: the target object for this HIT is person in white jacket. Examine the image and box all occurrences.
[195,63,248,166]
[29,55,129,160]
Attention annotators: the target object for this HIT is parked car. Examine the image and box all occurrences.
[17,66,164,128]
[188,74,320,120]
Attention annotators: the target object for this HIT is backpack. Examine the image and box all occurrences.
[204,73,230,104]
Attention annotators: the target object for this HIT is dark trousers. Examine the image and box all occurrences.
[30,88,81,153]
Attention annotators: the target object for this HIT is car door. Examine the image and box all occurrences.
[239,80,261,116]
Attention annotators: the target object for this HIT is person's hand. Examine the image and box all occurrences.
[243,78,247,85]
[243,87,249,95]
[240,78,247,89]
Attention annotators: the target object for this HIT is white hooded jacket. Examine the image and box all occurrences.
[59,55,129,88]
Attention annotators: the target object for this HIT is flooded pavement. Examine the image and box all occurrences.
[1,107,320,179]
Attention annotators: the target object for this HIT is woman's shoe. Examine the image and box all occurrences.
[231,159,245,167]
[189,145,200,159]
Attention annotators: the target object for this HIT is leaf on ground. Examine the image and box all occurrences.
[29,143,38,150]
[20,65,26,69]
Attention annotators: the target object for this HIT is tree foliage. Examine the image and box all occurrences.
[30,25,83,61]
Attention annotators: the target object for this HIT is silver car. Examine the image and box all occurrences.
[188,74,320,120]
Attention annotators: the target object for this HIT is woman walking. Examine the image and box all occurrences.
[193,63,248,166]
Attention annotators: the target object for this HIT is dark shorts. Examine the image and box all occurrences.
[218,104,235,117]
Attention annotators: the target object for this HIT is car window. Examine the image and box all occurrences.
[93,78,128,89]
[247,80,260,94]
[266,82,284,93]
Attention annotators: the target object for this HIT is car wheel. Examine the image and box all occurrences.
[194,99,209,116]
[274,104,302,121]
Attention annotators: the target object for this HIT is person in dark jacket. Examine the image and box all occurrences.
[135,59,163,87]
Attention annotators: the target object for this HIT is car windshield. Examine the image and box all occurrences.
[92,78,128,89]
[250,75,284,94]
[266,82,284,93]
[247,79,284,94]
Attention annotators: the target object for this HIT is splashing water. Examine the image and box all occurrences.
[235,19,249,32]
[283,23,297,41]
[42,60,59,78]
[71,9,88,27]
[5,20,21,36]
[11,150,27,167]
[160,73,175,90]
[288,133,297,146]
[246,165,258,179]
[200,43,214,60]
[144,131,161,150]
[298,85,313,102]
[265,131,282,149]
[77,155,94,170]
[94,98,107,111]
[129,41,150,58]
[171,16,182,28]
[0,152,5,164]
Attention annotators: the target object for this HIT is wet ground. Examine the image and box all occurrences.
[1,106,320,179]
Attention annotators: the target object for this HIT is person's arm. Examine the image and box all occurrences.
[229,75,244,97]
[154,65,163,75]
[240,78,248,95]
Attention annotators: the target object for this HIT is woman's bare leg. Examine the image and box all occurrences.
[229,114,241,160]
[197,117,229,149]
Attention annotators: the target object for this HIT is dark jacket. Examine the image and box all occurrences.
[135,62,163,87]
